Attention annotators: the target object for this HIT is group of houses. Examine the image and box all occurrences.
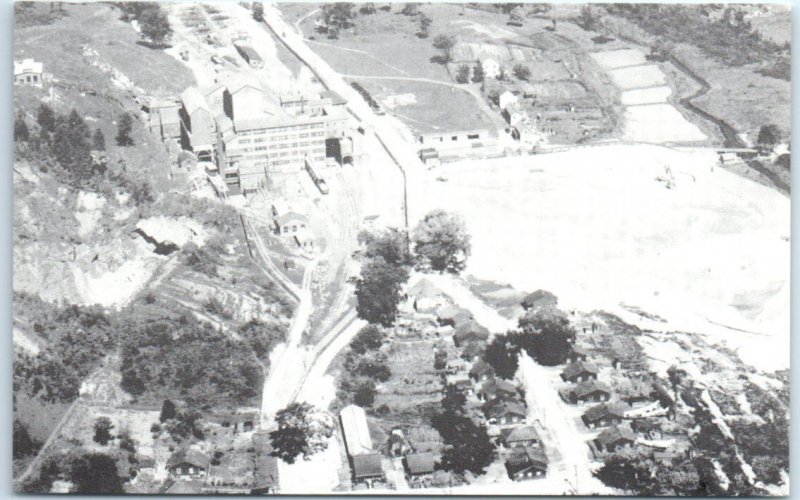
[158,413,279,495]
[146,72,352,197]
[498,90,542,148]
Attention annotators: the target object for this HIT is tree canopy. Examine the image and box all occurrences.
[412,210,471,273]
[355,256,409,326]
[116,112,134,146]
[270,402,333,463]
[69,452,124,494]
[138,4,172,47]
[483,333,522,379]
[517,308,576,366]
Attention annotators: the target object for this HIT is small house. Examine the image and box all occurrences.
[559,380,611,405]
[581,403,626,429]
[445,357,468,374]
[167,448,209,479]
[520,290,557,312]
[407,278,446,313]
[505,446,547,481]
[459,340,485,363]
[403,452,436,477]
[14,58,44,87]
[477,376,520,403]
[445,373,474,395]
[436,305,472,327]
[419,148,441,167]
[594,425,637,453]
[452,320,490,347]
[503,103,529,128]
[631,418,663,441]
[560,360,599,383]
[499,425,541,449]
[351,453,385,484]
[565,345,590,364]
[274,211,308,236]
[469,359,494,383]
[484,399,527,426]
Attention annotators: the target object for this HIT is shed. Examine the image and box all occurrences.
[351,453,384,483]
[340,405,373,456]
[404,452,436,476]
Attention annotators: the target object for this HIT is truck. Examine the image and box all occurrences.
[305,159,329,195]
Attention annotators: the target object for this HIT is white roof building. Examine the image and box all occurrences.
[339,405,373,457]
[14,58,44,87]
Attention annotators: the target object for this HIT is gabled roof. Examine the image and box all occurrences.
[561,360,599,380]
[469,359,494,378]
[506,446,547,468]
[167,448,209,468]
[521,289,557,309]
[582,403,627,423]
[226,75,264,95]
[503,425,540,444]
[14,58,43,75]
[569,345,591,357]
[352,453,383,478]
[571,380,611,398]
[454,320,490,341]
[479,376,519,398]
[405,452,436,475]
[596,425,637,447]
[180,87,211,115]
[407,278,444,299]
[340,405,373,456]
[275,211,308,226]
[437,305,473,324]
[485,399,527,419]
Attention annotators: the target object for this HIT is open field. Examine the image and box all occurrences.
[411,144,789,371]
[622,104,707,143]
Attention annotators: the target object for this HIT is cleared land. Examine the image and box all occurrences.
[411,144,789,371]
[621,104,706,143]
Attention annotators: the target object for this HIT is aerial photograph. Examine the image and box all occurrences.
[11,1,790,496]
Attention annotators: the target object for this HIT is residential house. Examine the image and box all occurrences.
[484,399,527,426]
[477,376,520,403]
[274,211,308,236]
[505,446,548,481]
[445,372,474,395]
[436,305,472,327]
[594,425,637,453]
[499,425,541,449]
[503,103,529,128]
[403,452,436,477]
[581,403,627,429]
[520,290,557,312]
[252,431,280,494]
[407,278,446,313]
[167,448,209,480]
[631,418,663,441]
[340,405,374,457]
[452,320,490,348]
[459,340,485,362]
[560,360,599,383]
[621,380,656,407]
[469,359,494,383]
[14,58,43,87]
[559,380,611,405]
[513,123,540,147]
[565,345,590,364]
[293,229,316,252]
[444,357,468,375]
[351,453,385,485]
[148,99,182,142]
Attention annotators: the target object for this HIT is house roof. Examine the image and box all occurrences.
[275,211,308,226]
[571,380,611,398]
[453,320,490,341]
[226,75,264,95]
[596,425,637,447]
[503,425,540,444]
[460,340,485,359]
[437,305,473,324]
[164,479,204,495]
[521,289,557,309]
[582,403,627,423]
[352,453,383,478]
[561,360,599,380]
[405,452,436,475]
[407,278,443,300]
[479,376,519,398]
[507,446,547,468]
[180,87,211,115]
[469,359,494,378]
[485,399,527,419]
[167,448,209,469]
[14,58,43,75]
[340,405,373,456]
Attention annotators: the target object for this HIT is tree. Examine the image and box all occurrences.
[513,63,531,81]
[595,451,657,493]
[484,333,521,379]
[440,384,467,415]
[13,419,40,459]
[357,227,411,266]
[433,414,495,474]
[353,379,377,406]
[401,2,420,16]
[432,34,456,63]
[322,2,355,30]
[51,109,92,178]
[252,2,263,22]
[517,308,575,366]
[93,417,114,445]
[118,431,136,454]
[139,5,172,47]
[757,124,780,146]
[69,452,124,494]
[37,103,56,133]
[269,402,333,463]
[355,257,409,326]
[412,210,471,273]
[359,2,376,15]
[455,64,471,84]
[163,408,204,441]
[577,5,599,31]
[349,324,387,354]
[14,115,29,142]
[159,399,177,423]
[116,112,134,146]
[92,127,105,151]
[472,60,485,83]
[417,13,432,38]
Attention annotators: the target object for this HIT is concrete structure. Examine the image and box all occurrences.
[14,59,43,87]
[418,129,490,153]
[339,405,373,456]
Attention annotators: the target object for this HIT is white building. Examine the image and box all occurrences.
[339,405,373,457]
[14,59,43,87]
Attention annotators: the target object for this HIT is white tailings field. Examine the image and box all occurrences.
[608,64,667,89]
[622,104,707,143]
[620,86,672,105]
[589,49,648,69]
[411,144,789,371]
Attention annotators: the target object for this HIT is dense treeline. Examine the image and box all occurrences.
[119,314,263,409]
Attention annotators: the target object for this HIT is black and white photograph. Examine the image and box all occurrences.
[11,1,791,495]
